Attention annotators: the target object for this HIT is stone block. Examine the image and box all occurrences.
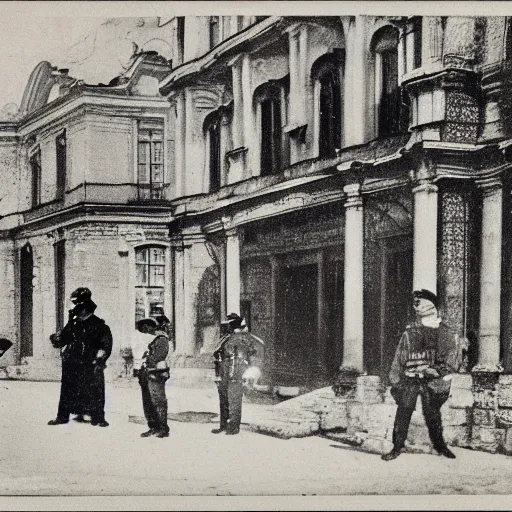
[346,401,364,434]
[404,441,435,454]
[319,401,348,431]
[496,408,512,427]
[360,437,394,455]
[471,426,499,453]
[442,407,470,426]
[355,376,383,404]
[498,375,512,408]
[444,426,471,447]
[502,427,512,454]
[448,376,474,408]
[363,404,395,438]
[248,416,319,439]
[472,408,496,427]
[473,389,497,409]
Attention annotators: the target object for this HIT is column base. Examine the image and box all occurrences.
[472,364,504,374]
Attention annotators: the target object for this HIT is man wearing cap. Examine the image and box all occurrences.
[138,317,171,438]
[381,289,465,461]
[49,287,113,427]
[212,313,264,435]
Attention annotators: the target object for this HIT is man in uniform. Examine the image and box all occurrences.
[48,287,113,427]
[212,312,264,435]
[138,318,171,438]
[381,289,465,461]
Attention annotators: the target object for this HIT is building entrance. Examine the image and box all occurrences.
[275,263,318,385]
[20,243,34,359]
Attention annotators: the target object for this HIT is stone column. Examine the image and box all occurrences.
[475,177,503,371]
[174,91,186,198]
[173,240,198,356]
[241,54,255,176]
[230,57,244,149]
[225,227,241,316]
[342,183,364,372]
[413,178,438,293]
[287,26,301,126]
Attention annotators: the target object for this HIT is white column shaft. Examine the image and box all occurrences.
[231,60,244,148]
[343,185,364,371]
[478,182,503,368]
[225,231,241,316]
[413,182,438,293]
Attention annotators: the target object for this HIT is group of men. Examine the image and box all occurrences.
[47,287,263,439]
[46,284,464,460]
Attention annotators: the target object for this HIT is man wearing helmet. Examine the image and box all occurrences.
[49,287,113,427]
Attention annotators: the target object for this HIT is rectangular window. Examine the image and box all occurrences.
[137,121,164,200]
[237,16,245,32]
[413,18,422,70]
[177,17,185,65]
[208,118,221,192]
[54,240,66,331]
[56,131,67,199]
[135,246,166,325]
[30,148,42,208]
[209,16,220,49]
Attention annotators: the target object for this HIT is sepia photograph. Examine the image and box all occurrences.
[1,1,512,510]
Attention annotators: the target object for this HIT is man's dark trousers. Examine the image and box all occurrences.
[391,380,449,451]
[216,381,243,432]
[139,373,169,433]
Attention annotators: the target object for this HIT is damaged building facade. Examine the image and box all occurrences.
[1,14,512,416]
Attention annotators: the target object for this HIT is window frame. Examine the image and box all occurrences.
[134,245,169,325]
[372,26,401,138]
[312,53,344,158]
[30,146,42,208]
[56,130,67,200]
[254,82,285,177]
[136,119,165,200]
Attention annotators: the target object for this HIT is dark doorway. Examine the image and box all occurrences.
[275,264,318,384]
[380,238,413,382]
[20,243,34,359]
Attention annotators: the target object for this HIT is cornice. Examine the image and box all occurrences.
[160,16,286,95]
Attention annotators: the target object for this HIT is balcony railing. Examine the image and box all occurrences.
[23,182,173,223]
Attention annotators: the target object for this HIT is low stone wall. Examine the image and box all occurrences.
[248,372,512,457]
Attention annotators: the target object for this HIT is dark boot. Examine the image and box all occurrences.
[140,429,157,438]
[48,418,69,425]
[437,446,456,459]
[92,420,109,427]
[381,448,401,461]
[154,430,169,438]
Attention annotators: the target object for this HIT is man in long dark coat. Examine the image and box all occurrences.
[48,287,113,427]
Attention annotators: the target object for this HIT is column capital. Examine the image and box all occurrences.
[343,183,362,209]
[412,179,438,195]
[476,176,502,196]
[285,22,306,38]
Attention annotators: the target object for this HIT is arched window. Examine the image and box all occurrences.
[254,82,285,176]
[312,53,344,158]
[372,26,400,137]
[135,246,167,324]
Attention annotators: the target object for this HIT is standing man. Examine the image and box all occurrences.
[138,318,170,438]
[381,289,464,461]
[212,313,264,435]
[49,287,113,427]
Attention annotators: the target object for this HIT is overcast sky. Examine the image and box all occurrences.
[0,17,108,108]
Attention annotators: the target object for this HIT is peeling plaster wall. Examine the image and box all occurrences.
[0,239,16,366]
[0,140,20,217]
